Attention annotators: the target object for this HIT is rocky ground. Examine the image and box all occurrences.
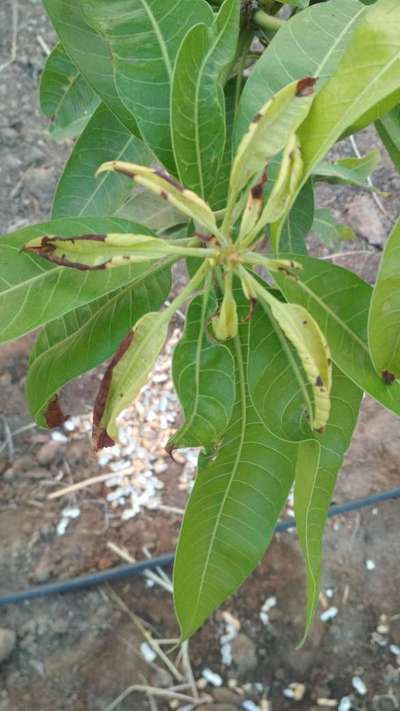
[1,2,400,710]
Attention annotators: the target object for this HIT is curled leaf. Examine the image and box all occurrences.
[24,233,173,270]
[93,312,169,449]
[97,162,219,237]
[257,133,304,229]
[238,170,267,241]
[229,78,315,204]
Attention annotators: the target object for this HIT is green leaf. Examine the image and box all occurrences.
[279,180,314,254]
[42,0,138,134]
[173,292,298,639]
[368,218,400,381]
[116,190,185,234]
[295,367,362,641]
[168,292,235,451]
[314,149,380,189]
[276,0,309,7]
[208,78,237,211]
[171,0,239,199]
[52,104,153,219]
[81,0,214,172]
[94,312,170,447]
[97,162,220,237]
[236,0,364,143]
[296,0,400,216]
[312,208,355,246]
[376,105,400,171]
[276,253,400,416]
[39,43,100,140]
[26,262,171,427]
[0,218,160,344]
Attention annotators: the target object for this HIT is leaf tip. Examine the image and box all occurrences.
[44,395,68,429]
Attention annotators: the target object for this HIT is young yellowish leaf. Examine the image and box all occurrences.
[93,312,169,449]
[257,134,304,228]
[238,172,267,241]
[212,272,239,341]
[24,233,175,270]
[97,161,220,238]
[241,269,332,431]
[228,78,315,209]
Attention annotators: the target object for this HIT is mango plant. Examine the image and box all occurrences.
[1,0,400,642]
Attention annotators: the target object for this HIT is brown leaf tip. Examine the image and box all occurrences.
[45,395,67,429]
[296,77,316,97]
[382,369,396,385]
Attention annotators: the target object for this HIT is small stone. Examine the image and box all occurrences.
[149,668,173,689]
[25,468,49,480]
[373,695,399,711]
[36,441,63,466]
[0,629,16,664]
[352,676,367,695]
[31,555,52,584]
[230,634,257,676]
[212,688,240,705]
[346,195,386,247]
[12,456,34,474]
[202,668,223,687]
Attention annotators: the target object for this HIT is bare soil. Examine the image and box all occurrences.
[1,2,400,710]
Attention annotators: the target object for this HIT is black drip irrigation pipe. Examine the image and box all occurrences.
[0,486,399,607]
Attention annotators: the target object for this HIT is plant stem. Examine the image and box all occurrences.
[253,9,284,32]
[163,261,210,320]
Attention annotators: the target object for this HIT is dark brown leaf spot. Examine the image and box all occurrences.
[112,164,136,179]
[241,298,257,324]
[44,395,67,429]
[296,77,316,97]
[382,369,396,385]
[252,112,262,124]
[316,426,325,435]
[154,169,184,192]
[92,331,134,450]
[315,375,323,388]
[160,190,168,200]
[165,441,179,463]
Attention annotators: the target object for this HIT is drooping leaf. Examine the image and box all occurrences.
[171,0,239,199]
[295,366,362,640]
[236,0,365,143]
[368,219,400,382]
[314,149,381,190]
[24,233,178,270]
[376,105,400,171]
[229,78,316,204]
[174,292,298,639]
[116,190,185,235]
[0,218,161,343]
[39,43,100,140]
[97,162,219,236]
[81,0,214,172]
[247,280,332,432]
[93,311,170,448]
[26,262,171,427]
[312,208,355,246]
[279,180,314,255]
[276,253,400,416]
[168,292,235,451]
[42,0,138,134]
[52,104,153,219]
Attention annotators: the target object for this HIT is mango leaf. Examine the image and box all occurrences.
[24,233,178,270]
[81,0,214,172]
[229,78,316,203]
[168,292,235,451]
[42,0,138,134]
[248,282,332,432]
[279,180,314,255]
[174,293,298,639]
[52,104,153,219]
[0,218,160,343]
[376,105,400,171]
[276,254,400,416]
[97,162,219,236]
[314,149,380,190]
[295,367,362,640]
[208,78,237,211]
[93,312,169,448]
[249,301,314,441]
[26,262,171,427]
[312,208,355,246]
[295,0,400,227]
[116,190,185,234]
[171,0,239,199]
[368,219,400,382]
[236,0,364,143]
[276,0,309,7]
[39,43,100,140]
